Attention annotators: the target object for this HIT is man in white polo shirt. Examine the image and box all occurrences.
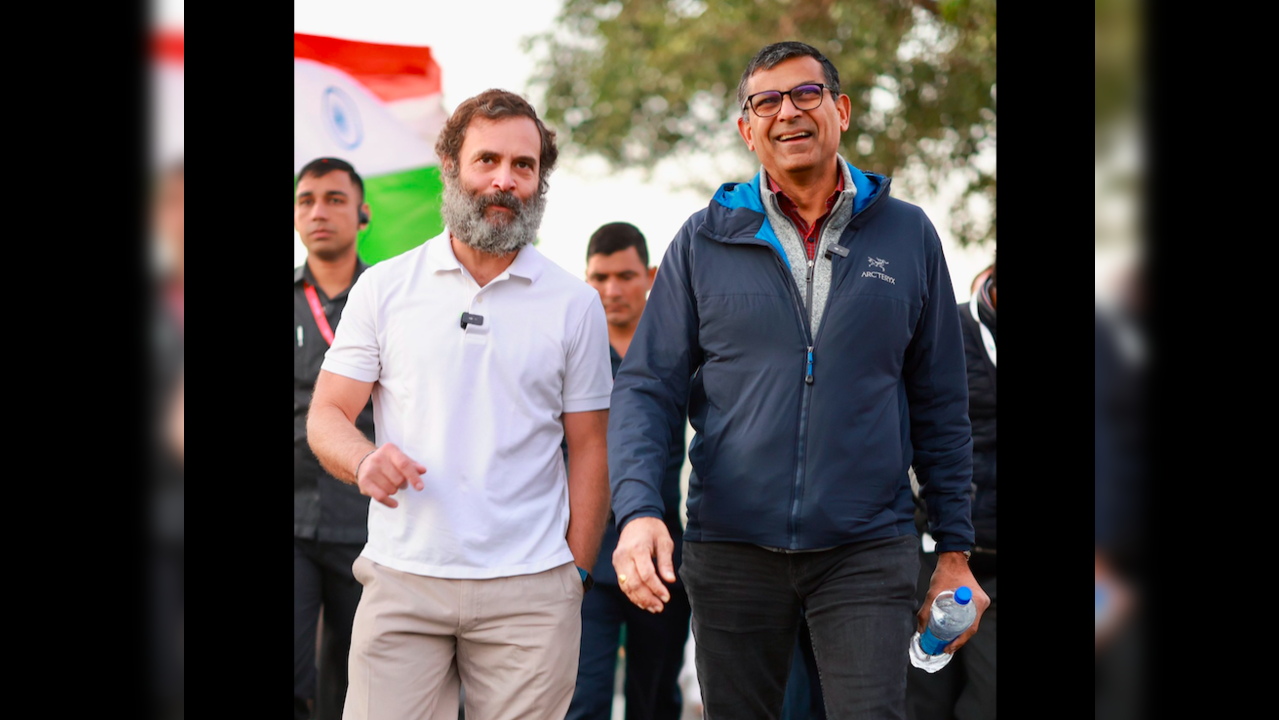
[307,89,613,720]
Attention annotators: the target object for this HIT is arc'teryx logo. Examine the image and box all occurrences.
[862,257,896,284]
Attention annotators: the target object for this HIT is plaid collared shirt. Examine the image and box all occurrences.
[767,170,845,261]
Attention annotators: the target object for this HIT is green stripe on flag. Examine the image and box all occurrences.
[358,166,445,264]
[294,165,445,266]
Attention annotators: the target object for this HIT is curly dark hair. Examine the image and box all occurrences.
[434,89,558,196]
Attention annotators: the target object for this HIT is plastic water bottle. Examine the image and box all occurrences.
[918,587,975,655]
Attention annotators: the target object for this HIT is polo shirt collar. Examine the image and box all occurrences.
[425,229,462,273]
[427,227,545,284]
[505,243,545,284]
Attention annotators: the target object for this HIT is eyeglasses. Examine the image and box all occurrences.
[742,84,832,118]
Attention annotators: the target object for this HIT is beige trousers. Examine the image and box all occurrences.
[342,556,584,720]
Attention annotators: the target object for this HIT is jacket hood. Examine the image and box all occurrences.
[704,159,885,270]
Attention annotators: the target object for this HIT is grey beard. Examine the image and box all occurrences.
[440,173,546,257]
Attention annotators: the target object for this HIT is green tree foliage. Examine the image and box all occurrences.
[1094,0,1140,249]
[528,0,996,246]
[1094,0,1139,147]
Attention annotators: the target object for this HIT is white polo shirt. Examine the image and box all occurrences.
[321,229,613,579]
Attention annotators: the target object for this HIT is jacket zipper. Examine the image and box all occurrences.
[781,203,856,547]
[773,252,813,549]
[805,256,815,330]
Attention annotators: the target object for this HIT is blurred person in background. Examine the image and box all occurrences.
[907,257,997,720]
[156,160,183,329]
[568,222,691,720]
[1095,5,1143,713]
[294,157,376,720]
[1095,261,1144,602]
[608,41,987,719]
[151,158,183,719]
[1095,261,1145,720]
[154,158,184,463]
[169,374,183,462]
[969,263,992,296]
[308,89,611,720]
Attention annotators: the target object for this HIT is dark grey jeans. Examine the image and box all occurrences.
[681,535,920,720]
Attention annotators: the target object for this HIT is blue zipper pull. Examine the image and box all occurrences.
[805,346,814,385]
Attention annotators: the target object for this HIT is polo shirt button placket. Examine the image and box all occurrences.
[465,288,490,341]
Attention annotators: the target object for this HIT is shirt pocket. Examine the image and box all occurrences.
[295,317,324,429]
[294,320,324,384]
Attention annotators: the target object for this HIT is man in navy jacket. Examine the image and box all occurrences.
[607,42,989,719]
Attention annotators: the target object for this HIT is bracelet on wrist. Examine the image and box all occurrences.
[354,449,376,482]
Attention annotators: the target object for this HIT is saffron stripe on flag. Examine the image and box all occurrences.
[294,33,442,102]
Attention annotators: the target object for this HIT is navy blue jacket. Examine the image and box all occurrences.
[595,346,685,585]
[609,162,974,552]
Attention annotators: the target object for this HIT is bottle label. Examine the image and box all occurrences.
[920,627,952,655]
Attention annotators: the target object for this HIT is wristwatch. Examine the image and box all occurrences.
[577,566,594,593]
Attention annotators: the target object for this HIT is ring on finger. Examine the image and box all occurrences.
[618,574,628,585]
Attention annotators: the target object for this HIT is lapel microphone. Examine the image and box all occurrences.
[461,312,485,330]
[825,243,850,261]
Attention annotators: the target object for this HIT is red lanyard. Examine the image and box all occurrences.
[302,281,336,346]
[167,285,184,335]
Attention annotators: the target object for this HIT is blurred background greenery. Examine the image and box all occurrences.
[1094,0,1140,274]
[528,0,996,248]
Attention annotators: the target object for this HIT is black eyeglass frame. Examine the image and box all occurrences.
[741,83,834,117]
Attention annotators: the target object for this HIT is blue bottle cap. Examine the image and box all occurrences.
[955,586,972,604]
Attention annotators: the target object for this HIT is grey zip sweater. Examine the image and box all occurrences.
[759,156,858,340]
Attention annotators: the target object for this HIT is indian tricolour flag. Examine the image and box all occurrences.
[154,31,183,171]
[294,33,449,264]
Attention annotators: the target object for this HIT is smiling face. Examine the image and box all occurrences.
[737,56,851,179]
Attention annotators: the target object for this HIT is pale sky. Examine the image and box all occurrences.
[293,0,996,301]
[155,0,182,27]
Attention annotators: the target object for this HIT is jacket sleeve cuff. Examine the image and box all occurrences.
[934,541,974,554]
[617,509,664,533]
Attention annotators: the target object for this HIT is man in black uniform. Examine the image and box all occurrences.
[293,157,375,720]
[151,159,184,720]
